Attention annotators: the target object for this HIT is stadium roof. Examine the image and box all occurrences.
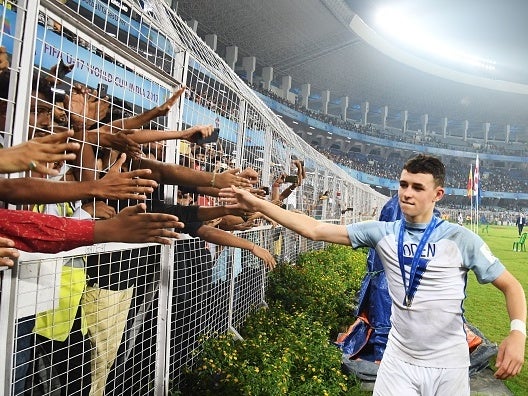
[174,0,528,135]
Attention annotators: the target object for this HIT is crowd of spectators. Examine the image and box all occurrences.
[164,64,528,213]
[250,83,528,157]
[245,83,528,210]
[0,5,390,394]
[319,147,528,193]
[0,11,295,391]
[185,85,238,121]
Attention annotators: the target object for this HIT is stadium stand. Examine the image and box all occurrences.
[250,84,528,211]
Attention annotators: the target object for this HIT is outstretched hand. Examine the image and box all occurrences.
[94,203,183,245]
[47,60,74,84]
[219,185,260,212]
[238,167,259,185]
[82,200,116,219]
[292,159,306,184]
[1,130,79,175]
[178,124,214,143]
[273,173,287,187]
[217,214,255,231]
[95,153,157,200]
[214,169,253,189]
[98,130,143,159]
[0,237,19,267]
[251,244,276,270]
[157,86,186,116]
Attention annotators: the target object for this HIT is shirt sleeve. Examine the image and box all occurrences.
[346,220,391,249]
[0,208,95,253]
[456,227,505,283]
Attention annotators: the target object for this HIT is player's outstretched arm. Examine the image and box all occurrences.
[219,186,350,245]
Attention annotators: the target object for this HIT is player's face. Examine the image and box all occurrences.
[398,170,444,223]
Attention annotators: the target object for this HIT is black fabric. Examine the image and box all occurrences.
[149,201,203,236]
[171,240,214,373]
[27,314,91,396]
[86,246,160,291]
[467,323,498,376]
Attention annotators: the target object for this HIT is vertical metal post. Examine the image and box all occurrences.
[227,247,243,340]
[155,243,175,394]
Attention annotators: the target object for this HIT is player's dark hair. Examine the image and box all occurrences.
[403,154,445,187]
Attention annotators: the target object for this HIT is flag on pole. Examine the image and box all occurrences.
[466,165,473,198]
[473,155,480,203]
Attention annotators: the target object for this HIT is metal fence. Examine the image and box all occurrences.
[0,1,387,394]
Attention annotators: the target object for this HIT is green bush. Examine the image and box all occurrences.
[267,244,366,337]
[182,307,358,395]
[179,244,367,395]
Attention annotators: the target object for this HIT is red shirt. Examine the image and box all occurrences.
[0,209,94,253]
[196,195,214,207]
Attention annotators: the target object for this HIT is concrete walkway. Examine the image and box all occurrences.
[470,368,513,395]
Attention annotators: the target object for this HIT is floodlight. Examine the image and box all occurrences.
[375,5,497,72]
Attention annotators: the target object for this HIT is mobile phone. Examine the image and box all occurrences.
[285,175,298,183]
[97,83,108,98]
[57,59,71,78]
[261,186,269,195]
[196,127,220,145]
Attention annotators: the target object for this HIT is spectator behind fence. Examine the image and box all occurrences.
[0,127,183,395]
[58,80,253,195]
[0,128,79,176]
[270,158,305,206]
[0,127,184,261]
[154,194,276,269]
[0,70,163,203]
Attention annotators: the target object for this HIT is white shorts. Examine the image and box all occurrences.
[373,352,470,396]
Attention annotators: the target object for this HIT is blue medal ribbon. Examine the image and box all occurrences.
[397,216,438,308]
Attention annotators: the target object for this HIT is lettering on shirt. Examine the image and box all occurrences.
[402,242,436,262]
